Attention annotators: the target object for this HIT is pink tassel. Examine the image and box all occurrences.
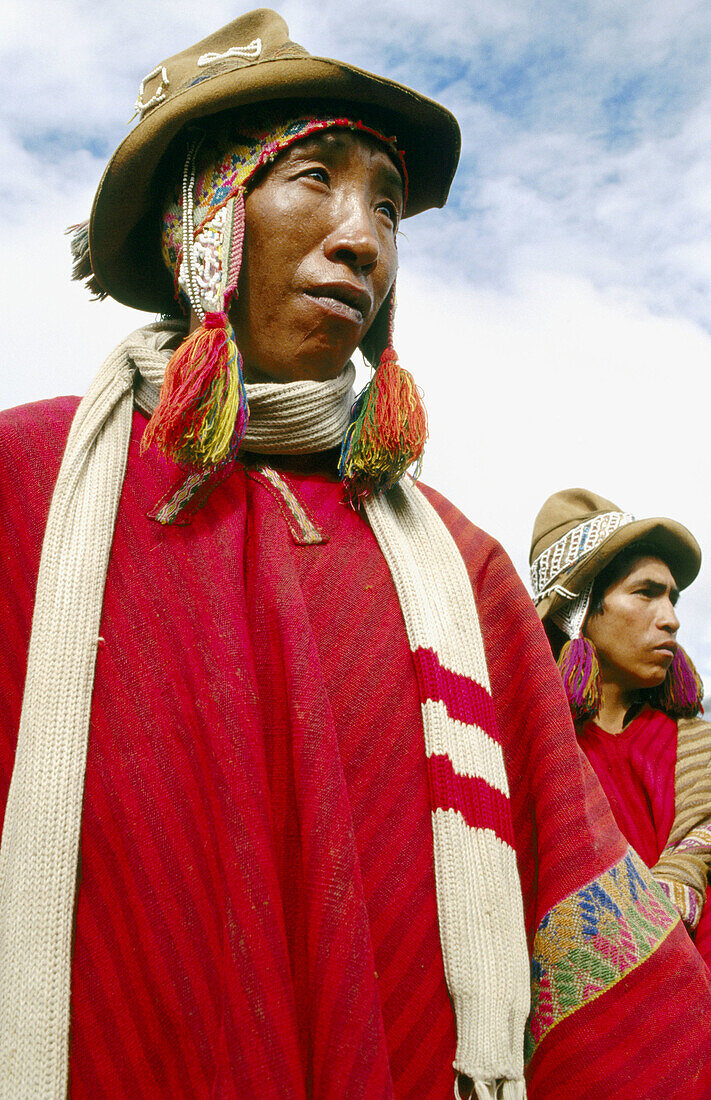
[557,637,602,723]
[650,645,704,718]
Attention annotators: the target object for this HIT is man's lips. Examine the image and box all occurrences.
[303,282,373,325]
[654,642,678,658]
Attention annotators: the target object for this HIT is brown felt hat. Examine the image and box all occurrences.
[87,8,461,313]
[529,488,701,623]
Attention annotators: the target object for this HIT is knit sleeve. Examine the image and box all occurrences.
[652,716,711,929]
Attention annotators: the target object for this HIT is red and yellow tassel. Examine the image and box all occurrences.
[338,348,427,500]
[141,312,248,467]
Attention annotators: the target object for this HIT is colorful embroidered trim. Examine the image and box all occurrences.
[148,467,227,526]
[525,847,679,1062]
[250,466,326,546]
[676,822,711,853]
[656,878,702,929]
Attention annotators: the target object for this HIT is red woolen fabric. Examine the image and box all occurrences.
[579,707,711,968]
[578,708,678,867]
[1,397,711,1098]
[695,887,711,963]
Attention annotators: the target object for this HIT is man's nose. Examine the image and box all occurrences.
[660,599,680,633]
[323,195,380,274]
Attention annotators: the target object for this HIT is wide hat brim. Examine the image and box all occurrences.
[89,51,460,313]
[536,516,701,623]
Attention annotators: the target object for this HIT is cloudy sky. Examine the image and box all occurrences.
[4,0,711,681]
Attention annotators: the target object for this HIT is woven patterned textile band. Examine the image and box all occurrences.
[550,582,594,641]
[530,511,635,604]
[525,847,677,1062]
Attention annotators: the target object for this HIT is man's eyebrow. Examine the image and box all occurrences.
[377,158,405,199]
[284,134,333,156]
[634,577,680,600]
[285,133,404,198]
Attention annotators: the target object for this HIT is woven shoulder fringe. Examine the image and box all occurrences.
[0,323,529,1097]
[463,1081,526,1100]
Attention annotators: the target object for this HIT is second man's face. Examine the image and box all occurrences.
[584,555,680,691]
[229,128,403,384]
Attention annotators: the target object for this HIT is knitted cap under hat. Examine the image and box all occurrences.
[129,112,427,511]
[67,11,455,511]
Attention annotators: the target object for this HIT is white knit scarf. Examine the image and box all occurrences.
[0,322,529,1099]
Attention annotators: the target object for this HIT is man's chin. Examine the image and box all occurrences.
[242,357,352,384]
[634,668,669,691]
[254,341,357,383]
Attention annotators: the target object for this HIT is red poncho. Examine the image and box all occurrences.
[580,707,711,965]
[1,396,711,1098]
[578,708,678,867]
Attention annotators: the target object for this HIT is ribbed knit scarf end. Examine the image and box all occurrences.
[365,482,529,1091]
[471,1081,526,1100]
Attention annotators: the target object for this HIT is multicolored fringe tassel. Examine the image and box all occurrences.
[557,636,602,723]
[141,311,248,467]
[650,645,703,719]
[338,348,427,501]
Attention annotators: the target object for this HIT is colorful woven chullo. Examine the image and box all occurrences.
[148,114,426,504]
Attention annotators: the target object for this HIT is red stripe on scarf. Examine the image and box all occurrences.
[427,753,514,847]
[413,647,499,741]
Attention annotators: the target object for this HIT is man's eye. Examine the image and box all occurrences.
[377,200,399,228]
[301,167,329,184]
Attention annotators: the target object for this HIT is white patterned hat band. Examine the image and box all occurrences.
[530,511,635,605]
[550,583,594,640]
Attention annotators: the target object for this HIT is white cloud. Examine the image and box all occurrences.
[3,0,711,686]
[395,266,711,682]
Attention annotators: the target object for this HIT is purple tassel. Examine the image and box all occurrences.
[557,637,602,723]
[650,646,704,719]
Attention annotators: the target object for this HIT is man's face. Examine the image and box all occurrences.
[229,128,403,383]
[584,555,680,691]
